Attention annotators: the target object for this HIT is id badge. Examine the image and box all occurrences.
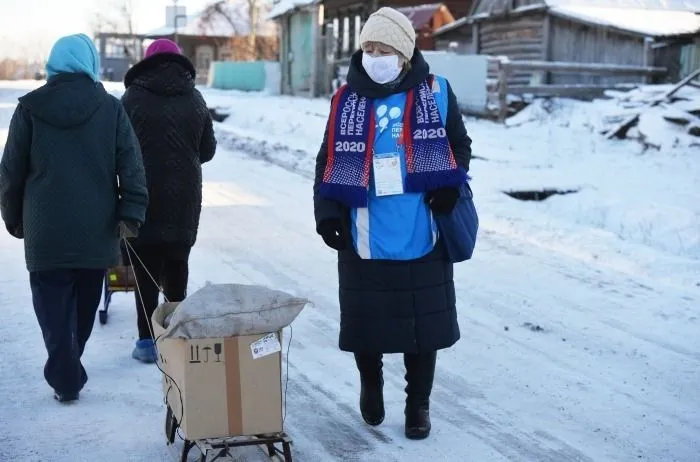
[373,152,403,197]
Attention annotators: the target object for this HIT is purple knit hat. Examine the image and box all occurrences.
[144,39,181,59]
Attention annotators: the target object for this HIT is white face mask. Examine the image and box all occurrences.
[362,53,402,84]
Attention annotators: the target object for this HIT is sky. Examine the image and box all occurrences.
[0,0,212,60]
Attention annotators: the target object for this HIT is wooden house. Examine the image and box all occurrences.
[145,2,278,84]
[321,0,473,59]
[94,33,146,82]
[267,0,325,96]
[395,4,456,51]
[268,0,465,96]
[434,0,700,84]
[434,16,473,53]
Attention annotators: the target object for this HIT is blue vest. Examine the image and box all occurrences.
[350,76,450,260]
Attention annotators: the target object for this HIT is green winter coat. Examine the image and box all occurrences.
[0,73,148,271]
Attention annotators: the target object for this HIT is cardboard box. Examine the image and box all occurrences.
[152,303,283,441]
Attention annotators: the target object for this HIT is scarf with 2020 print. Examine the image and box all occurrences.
[319,75,466,208]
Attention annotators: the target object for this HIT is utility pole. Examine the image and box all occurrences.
[172,0,186,48]
[173,0,179,47]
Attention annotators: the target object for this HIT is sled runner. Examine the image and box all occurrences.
[165,405,294,462]
[101,242,136,324]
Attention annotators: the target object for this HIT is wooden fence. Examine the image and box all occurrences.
[330,55,669,123]
[490,57,668,121]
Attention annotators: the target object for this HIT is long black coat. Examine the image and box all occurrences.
[0,74,148,272]
[313,49,473,354]
[121,53,216,248]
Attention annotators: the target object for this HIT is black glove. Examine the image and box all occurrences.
[317,218,347,251]
[5,222,23,239]
[425,187,459,215]
[118,220,140,239]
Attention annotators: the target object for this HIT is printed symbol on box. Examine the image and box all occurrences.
[189,344,201,363]
[202,346,212,363]
[250,333,282,360]
[214,343,222,362]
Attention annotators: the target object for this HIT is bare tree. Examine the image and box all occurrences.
[247,0,260,51]
[90,0,139,67]
[91,0,135,34]
[200,0,277,61]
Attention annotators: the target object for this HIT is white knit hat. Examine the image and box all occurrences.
[359,7,416,60]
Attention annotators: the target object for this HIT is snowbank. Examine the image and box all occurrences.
[507,85,700,151]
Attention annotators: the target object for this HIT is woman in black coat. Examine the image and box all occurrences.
[313,8,472,440]
[121,39,217,363]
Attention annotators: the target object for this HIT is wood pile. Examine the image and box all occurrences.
[601,69,700,149]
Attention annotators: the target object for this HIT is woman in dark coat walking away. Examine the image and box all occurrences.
[0,34,148,403]
[313,7,472,439]
[121,39,217,363]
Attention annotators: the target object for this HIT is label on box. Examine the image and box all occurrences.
[250,333,281,359]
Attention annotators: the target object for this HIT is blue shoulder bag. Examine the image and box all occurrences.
[435,183,479,263]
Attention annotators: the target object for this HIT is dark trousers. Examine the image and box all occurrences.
[132,243,191,340]
[354,351,437,404]
[29,269,104,395]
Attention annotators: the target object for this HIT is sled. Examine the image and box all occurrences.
[165,405,293,462]
[100,243,137,324]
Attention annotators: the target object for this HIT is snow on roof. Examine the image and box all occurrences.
[396,4,444,29]
[549,5,700,37]
[545,0,700,11]
[434,16,470,36]
[146,1,277,38]
[267,0,319,20]
[472,0,700,16]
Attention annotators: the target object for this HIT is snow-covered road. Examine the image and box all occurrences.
[0,81,698,462]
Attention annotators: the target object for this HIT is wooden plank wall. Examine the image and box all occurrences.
[477,12,547,85]
[435,22,474,53]
[472,0,509,16]
[654,41,694,83]
[435,37,474,53]
[512,0,546,9]
[548,17,647,85]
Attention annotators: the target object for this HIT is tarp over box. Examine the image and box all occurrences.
[153,303,284,440]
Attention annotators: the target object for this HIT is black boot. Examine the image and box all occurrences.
[53,391,79,403]
[354,353,385,426]
[404,351,437,440]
